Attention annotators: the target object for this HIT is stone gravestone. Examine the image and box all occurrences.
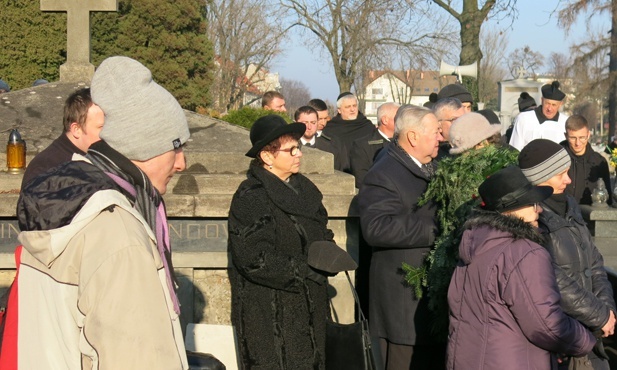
[40,0,118,82]
[0,0,359,347]
[0,83,359,329]
[497,77,543,129]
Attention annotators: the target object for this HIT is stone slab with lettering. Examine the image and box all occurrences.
[0,81,358,325]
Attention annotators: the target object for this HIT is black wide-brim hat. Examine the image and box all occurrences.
[479,165,553,212]
[246,115,306,158]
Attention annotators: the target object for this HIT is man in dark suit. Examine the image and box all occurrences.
[294,106,348,171]
[350,102,399,188]
[358,105,445,370]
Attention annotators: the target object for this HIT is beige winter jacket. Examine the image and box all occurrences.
[17,189,187,369]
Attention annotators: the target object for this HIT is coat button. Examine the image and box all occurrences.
[584,269,592,277]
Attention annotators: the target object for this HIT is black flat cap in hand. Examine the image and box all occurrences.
[307,241,358,273]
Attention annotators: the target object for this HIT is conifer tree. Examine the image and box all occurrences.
[0,0,65,89]
[0,0,214,111]
[92,0,214,110]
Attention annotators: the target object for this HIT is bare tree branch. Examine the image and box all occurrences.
[207,0,286,112]
[281,0,456,93]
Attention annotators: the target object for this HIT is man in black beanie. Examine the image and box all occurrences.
[519,139,616,370]
[518,92,537,112]
[437,83,473,113]
[510,81,568,151]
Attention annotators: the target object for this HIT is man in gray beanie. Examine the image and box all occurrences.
[15,56,189,369]
[519,139,616,369]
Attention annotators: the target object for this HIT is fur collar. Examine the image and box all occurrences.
[246,164,324,220]
[464,209,545,245]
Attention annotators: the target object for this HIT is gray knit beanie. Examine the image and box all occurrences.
[518,139,571,185]
[449,113,501,154]
[91,56,190,161]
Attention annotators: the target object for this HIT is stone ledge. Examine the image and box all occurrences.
[2,171,356,218]
[168,194,357,218]
[0,194,19,217]
[589,207,617,220]
[171,172,355,196]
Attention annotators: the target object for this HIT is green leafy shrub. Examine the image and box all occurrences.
[221,107,290,129]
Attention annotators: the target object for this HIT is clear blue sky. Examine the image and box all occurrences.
[272,0,607,103]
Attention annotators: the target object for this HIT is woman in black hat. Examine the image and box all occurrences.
[447,166,596,370]
[228,115,341,369]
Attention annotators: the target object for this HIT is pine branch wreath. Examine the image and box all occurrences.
[403,144,518,339]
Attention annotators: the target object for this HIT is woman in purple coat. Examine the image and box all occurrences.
[447,166,596,370]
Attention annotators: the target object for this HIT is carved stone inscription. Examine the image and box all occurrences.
[0,219,228,253]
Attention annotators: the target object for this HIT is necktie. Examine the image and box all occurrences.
[421,163,434,179]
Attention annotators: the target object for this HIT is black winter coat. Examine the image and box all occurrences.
[322,112,376,173]
[539,196,615,333]
[358,143,438,345]
[228,165,333,370]
[561,141,612,206]
[21,133,86,189]
[314,134,349,172]
[349,128,389,189]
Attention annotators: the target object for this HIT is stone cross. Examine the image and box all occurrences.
[40,0,117,82]
[516,65,527,80]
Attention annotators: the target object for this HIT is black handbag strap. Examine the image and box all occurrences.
[330,271,367,324]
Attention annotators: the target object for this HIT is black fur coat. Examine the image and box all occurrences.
[228,164,334,369]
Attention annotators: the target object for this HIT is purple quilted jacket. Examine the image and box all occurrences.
[447,212,596,370]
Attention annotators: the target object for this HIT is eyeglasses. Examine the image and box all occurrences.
[275,145,301,156]
[567,135,589,142]
[533,203,540,212]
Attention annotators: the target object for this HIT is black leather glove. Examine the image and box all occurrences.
[306,266,327,285]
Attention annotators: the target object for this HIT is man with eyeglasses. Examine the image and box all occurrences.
[520,139,616,370]
[560,115,612,206]
[432,97,465,160]
[510,81,568,151]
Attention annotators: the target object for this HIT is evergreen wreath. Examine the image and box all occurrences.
[402,144,518,339]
